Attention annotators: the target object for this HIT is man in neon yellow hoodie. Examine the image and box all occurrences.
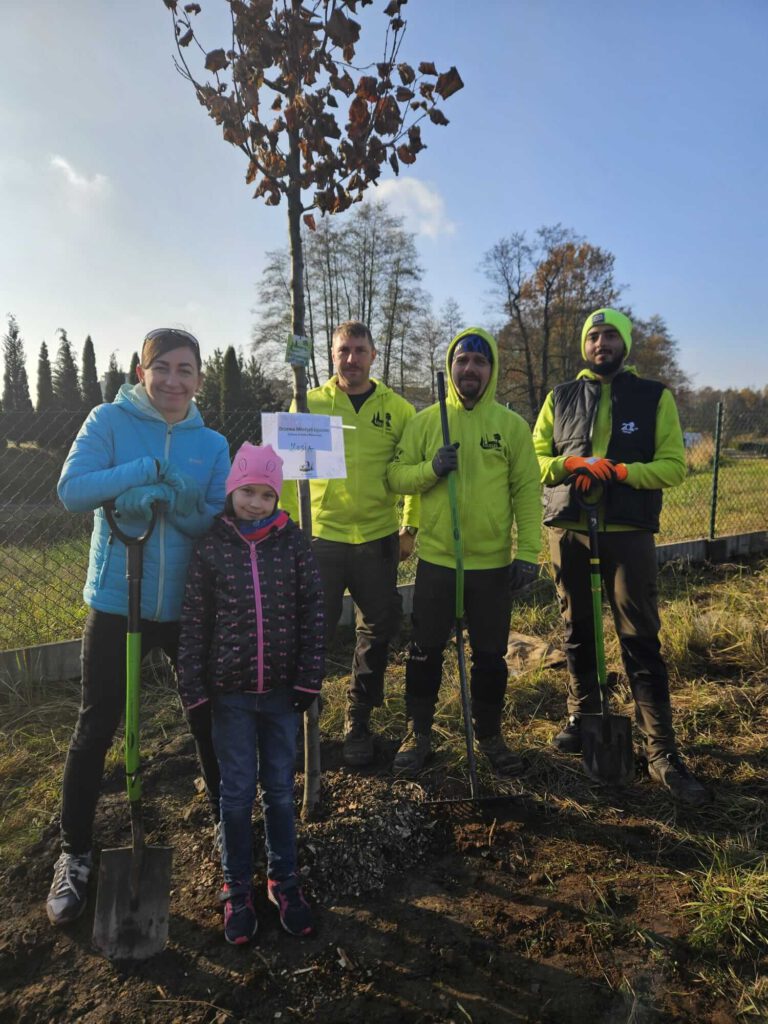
[387,328,541,775]
[282,321,418,766]
[533,307,708,805]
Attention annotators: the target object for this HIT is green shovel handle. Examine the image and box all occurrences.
[103,501,159,804]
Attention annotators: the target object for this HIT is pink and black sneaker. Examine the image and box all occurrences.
[267,876,315,937]
[221,883,258,945]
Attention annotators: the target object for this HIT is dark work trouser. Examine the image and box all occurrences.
[548,528,676,760]
[405,560,511,739]
[59,609,220,854]
[312,533,401,711]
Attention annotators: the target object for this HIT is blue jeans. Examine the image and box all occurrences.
[211,689,299,886]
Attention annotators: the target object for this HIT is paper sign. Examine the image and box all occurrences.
[284,334,312,366]
[262,412,348,480]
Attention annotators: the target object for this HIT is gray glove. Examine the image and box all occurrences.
[508,559,539,594]
[115,483,175,521]
[432,442,460,477]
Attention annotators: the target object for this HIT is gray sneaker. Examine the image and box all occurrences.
[648,753,710,806]
[393,730,432,777]
[476,733,519,775]
[46,851,92,926]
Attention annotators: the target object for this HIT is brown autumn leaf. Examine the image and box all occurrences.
[326,9,361,47]
[327,94,338,108]
[435,66,464,100]
[373,95,400,135]
[395,86,414,103]
[331,71,355,96]
[383,0,403,14]
[303,213,317,231]
[162,0,177,9]
[184,3,201,12]
[389,151,399,175]
[205,49,229,73]
[407,124,424,153]
[245,159,258,185]
[356,75,379,103]
[271,96,282,111]
[419,82,434,100]
[396,143,416,165]
[177,27,193,47]
[418,61,437,76]
[397,62,415,85]
[390,17,404,30]
[428,107,449,126]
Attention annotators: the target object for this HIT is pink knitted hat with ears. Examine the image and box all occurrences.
[225,443,284,498]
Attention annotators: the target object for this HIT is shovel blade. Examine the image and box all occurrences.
[92,845,173,961]
[581,713,634,786]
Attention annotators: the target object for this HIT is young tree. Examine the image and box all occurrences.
[81,335,103,410]
[52,329,82,410]
[220,345,244,419]
[103,352,126,404]
[2,315,33,413]
[166,0,462,817]
[195,347,226,423]
[129,351,141,384]
[36,341,54,412]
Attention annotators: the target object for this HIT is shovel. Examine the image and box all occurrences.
[427,372,526,824]
[92,502,173,960]
[577,495,634,786]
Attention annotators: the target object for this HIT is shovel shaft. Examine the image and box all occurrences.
[126,631,142,803]
[586,508,608,701]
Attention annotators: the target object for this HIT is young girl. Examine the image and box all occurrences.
[178,443,324,943]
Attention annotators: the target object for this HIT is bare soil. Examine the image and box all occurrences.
[0,726,755,1024]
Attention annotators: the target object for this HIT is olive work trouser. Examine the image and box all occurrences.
[311,533,402,713]
[548,527,677,760]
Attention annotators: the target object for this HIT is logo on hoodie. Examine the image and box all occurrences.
[621,421,639,435]
[480,433,502,450]
[371,411,392,431]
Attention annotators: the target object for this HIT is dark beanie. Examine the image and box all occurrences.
[451,333,493,363]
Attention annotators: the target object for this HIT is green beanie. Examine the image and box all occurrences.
[581,308,633,359]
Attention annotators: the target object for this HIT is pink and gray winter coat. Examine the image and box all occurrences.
[177,513,324,709]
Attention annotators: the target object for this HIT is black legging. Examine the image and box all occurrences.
[60,608,220,854]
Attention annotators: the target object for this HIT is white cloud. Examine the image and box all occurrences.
[50,155,108,192]
[372,177,455,238]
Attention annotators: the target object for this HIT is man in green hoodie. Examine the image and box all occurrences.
[533,307,708,805]
[282,321,418,767]
[387,328,541,775]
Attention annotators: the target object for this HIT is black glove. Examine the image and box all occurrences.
[292,689,318,714]
[508,559,540,595]
[432,442,460,477]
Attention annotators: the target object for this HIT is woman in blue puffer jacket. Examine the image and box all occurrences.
[46,328,230,928]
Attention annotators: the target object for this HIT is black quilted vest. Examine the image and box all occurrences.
[543,372,665,531]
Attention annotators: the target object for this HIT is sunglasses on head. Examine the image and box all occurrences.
[143,328,200,351]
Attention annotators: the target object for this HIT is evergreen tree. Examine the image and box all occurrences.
[103,352,125,404]
[2,315,33,413]
[195,348,224,424]
[220,346,243,420]
[129,351,140,384]
[81,335,103,410]
[36,341,54,411]
[52,329,81,410]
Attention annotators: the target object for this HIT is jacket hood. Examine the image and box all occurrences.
[445,327,499,409]
[114,382,203,428]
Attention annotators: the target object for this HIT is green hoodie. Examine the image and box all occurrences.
[533,366,686,531]
[281,376,418,543]
[387,328,542,569]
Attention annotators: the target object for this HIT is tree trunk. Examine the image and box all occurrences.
[287,137,321,821]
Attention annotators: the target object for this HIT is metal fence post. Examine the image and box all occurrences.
[709,401,724,541]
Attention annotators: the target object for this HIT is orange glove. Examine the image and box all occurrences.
[563,456,615,481]
[611,462,628,482]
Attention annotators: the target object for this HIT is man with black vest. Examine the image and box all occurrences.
[533,308,708,805]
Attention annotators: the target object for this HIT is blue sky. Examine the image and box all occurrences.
[1,0,766,395]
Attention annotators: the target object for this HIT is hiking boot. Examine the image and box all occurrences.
[476,733,519,775]
[267,876,315,937]
[647,753,710,806]
[393,730,432,777]
[221,883,258,945]
[46,851,92,926]
[553,715,582,754]
[343,714,375,767]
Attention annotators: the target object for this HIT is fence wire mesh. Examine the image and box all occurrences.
[1,403,767,652]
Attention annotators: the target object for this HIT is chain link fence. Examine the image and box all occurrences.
[1,403,767,652]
